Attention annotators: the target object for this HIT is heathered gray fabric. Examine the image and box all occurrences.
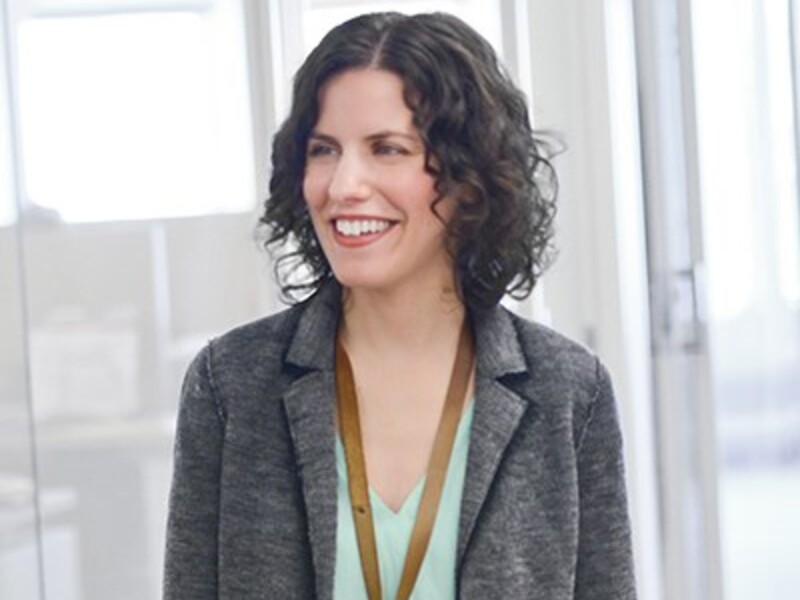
[164,282,636,599]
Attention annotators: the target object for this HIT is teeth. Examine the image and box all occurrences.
[335,219,390,237]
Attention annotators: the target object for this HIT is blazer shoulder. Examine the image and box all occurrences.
[506,310,604,401]
[204,302,305,372]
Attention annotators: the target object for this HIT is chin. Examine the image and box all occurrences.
[333,267,414,296]
[333,276,391,293]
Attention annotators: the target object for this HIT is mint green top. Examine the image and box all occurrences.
[334,400,475,600]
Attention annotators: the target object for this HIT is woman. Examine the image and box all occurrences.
[165,11,635,600]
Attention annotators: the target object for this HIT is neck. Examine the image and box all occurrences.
[339,283,466,356]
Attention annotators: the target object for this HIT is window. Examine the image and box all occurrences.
[16,2,255,222]
[691,0,800,597]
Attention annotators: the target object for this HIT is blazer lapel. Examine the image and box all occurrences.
[278,284,533,594]
[282,372,337,600]
[281,283,341,600]
[457,306,530,566]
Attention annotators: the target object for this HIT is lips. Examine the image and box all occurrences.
[331,217,396,247]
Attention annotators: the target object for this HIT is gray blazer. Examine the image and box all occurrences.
[164,282,636,599]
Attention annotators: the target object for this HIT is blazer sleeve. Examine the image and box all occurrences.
[164,345,225,599]
[573,359,637,599]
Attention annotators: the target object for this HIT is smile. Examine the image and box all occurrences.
[334,218,393,237]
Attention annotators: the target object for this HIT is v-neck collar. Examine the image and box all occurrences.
[336,398,476,520]
[281,281,532,599]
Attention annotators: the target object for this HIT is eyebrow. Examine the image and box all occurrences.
[307,132,337,145]
[308,130,421,144]
[365,130,420,143]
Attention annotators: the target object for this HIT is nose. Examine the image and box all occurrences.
[327,151,371,203]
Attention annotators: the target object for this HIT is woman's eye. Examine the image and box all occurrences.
[374,144,408,156]
[307,143,336,158]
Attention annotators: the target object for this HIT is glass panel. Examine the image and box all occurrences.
[11,2,271,598]
[691,0,800,597]
[0,0,44,596]
[0,194,44,600]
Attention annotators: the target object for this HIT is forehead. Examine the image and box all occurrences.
[314,68,415,133]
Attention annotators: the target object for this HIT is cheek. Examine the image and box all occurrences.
[302,168,327,210]
[415,181,452,226]
[302,175,330,240]
[395,172,439,209]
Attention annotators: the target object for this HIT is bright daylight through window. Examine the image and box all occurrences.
[17,8,254,223]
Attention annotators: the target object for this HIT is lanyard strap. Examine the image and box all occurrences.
[335,322,474,600]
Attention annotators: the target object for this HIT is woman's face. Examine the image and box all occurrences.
[302,68,455,296]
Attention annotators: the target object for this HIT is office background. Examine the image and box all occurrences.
[1,1,798,599]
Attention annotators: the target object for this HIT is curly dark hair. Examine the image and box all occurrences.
[260,11,558,314]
